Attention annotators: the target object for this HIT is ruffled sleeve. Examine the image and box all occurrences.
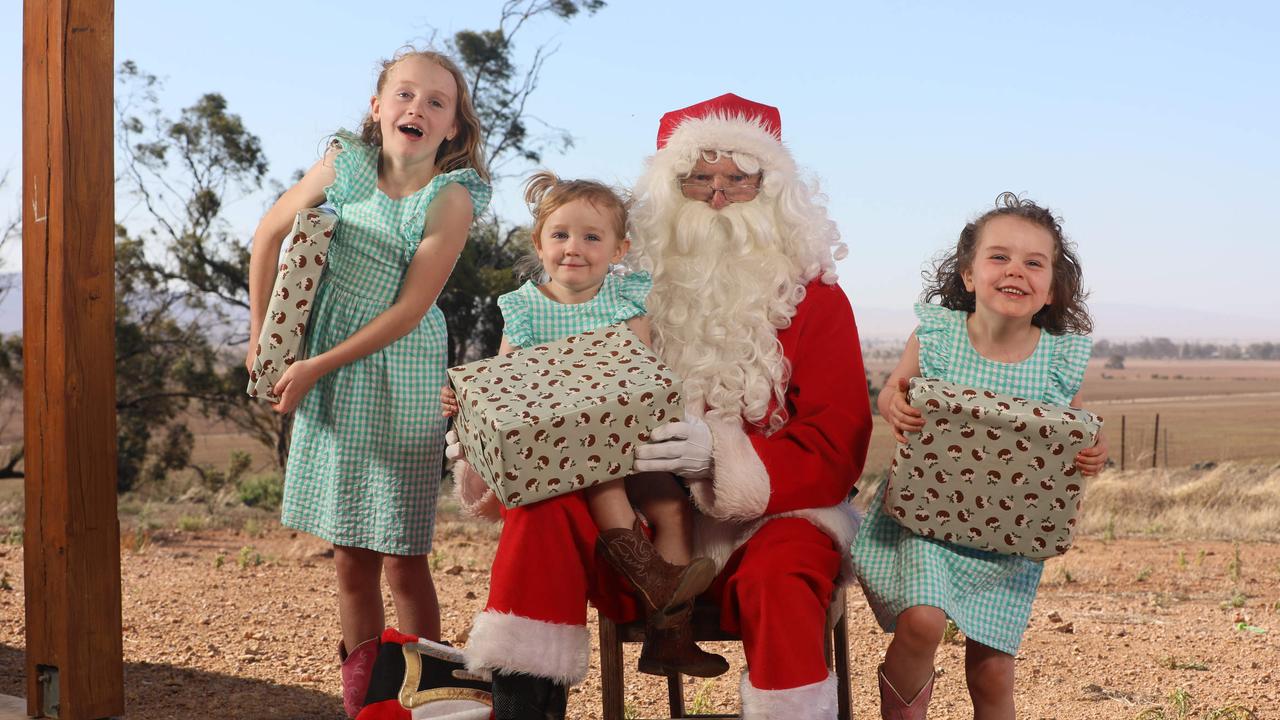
[1046,332,1093,405]
[913,302,963,379]
[608,270,653,323]
[400,168,493,262]
[323,130,378,211]
[496,283,534,349]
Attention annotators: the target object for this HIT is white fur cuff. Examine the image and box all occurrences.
[452,460,501,522]
[689,418,771,521]
[740,670,837,720]
[464,611,590,685]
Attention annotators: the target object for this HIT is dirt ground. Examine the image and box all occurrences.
[1,517,1276,720]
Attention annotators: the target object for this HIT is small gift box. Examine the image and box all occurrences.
[885,377,1103,559]
[246,208,335,401]
[447,324,683,509]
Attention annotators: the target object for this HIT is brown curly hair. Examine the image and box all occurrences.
[923,192,1092,335]
[358,47,489,182]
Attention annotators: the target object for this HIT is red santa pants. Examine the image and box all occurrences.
[471,491,841,691]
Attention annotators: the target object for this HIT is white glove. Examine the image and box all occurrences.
[445,429,466,462]
[633,417,714,480]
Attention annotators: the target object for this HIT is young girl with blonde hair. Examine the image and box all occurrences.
[246,48,491,717]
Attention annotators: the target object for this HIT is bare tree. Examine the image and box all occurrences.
[438,0,608,364]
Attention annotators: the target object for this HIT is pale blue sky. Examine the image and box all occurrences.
[2,1,1278,339]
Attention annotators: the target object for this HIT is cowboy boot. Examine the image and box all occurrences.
[878,664,934,720]
[491,671,568,720]
[596,519,717,619]
[339,636,381,719]
[636,602,730,678]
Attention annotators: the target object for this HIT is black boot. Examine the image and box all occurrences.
[492,671,569,720]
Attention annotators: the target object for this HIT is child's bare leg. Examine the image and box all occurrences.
[882,605,946,703]
[584,478,637,530]
[334,544,385,650]
[626,471,694,564]
[384,553,442,642]
[965,639,1015,720]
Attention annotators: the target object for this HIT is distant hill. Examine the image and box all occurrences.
[0,272,1273,342]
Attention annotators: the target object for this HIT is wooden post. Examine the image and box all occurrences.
[22,0,123,718]
[1120,415,1126,472]
[1152,414,1160,469]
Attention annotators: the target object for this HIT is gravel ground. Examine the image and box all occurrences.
[1,520,1276,719]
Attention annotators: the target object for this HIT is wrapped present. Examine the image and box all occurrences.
[447,323,683,509]
[885,377,1103,559]
[246,208,335,401]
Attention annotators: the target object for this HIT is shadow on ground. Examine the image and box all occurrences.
[0,643,342,720]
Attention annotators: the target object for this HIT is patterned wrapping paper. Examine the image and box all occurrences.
[885,377,1103,559]
[246,209,336,401]
[447,324,683,509]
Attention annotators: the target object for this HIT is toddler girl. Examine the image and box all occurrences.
[246,48,491,717]
[852,193,1108,720]
[443,171,728,678]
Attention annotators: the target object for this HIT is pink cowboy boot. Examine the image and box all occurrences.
[339,636,381,718]
[878,664,934,720]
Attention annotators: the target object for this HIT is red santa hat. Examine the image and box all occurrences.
[651,93,795,181]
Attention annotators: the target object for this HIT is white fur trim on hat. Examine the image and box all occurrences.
[464,611,590,685]
[740,670,837,720]
[650,113,799,192]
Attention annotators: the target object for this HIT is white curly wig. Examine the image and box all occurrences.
[630,102,848,432]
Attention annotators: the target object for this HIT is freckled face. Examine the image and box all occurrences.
[370,56,458,161]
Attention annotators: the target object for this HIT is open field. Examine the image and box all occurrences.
[0,358,1276,717]
[1,506,1277,720]
[860,359,1280,476]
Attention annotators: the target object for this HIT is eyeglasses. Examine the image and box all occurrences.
[679,178,762,202]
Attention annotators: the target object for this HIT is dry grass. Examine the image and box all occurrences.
[856,461,1280,542]
[1079,462,1280,541]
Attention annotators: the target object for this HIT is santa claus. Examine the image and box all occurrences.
[458,94,873,719]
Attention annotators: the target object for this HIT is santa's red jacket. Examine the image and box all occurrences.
[455,281,872,716]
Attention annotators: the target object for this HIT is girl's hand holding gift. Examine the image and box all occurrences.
[885,377,925,443]
[441,386,460,417]
[1074,429,1108,477]
[271,358,324,414]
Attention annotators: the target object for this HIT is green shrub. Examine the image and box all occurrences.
[238,473,284,510]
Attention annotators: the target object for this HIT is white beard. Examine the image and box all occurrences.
[643,199,809,432]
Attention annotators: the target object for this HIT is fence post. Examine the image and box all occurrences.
[1120,415,1126,471]
[1152,414,1160,469]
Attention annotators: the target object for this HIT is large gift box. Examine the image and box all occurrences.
[246,209,335,401]
[447,324,683,509]
[885,377,1103,559]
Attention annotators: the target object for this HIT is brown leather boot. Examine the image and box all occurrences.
[596,520,717,620]
[636,602,729,678]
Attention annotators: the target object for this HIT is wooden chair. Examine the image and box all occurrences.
[598,586,851,720]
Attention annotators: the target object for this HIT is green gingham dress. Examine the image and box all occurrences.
[281,130,491,556]
[497,271,652,347]
[851,302,1092,654]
